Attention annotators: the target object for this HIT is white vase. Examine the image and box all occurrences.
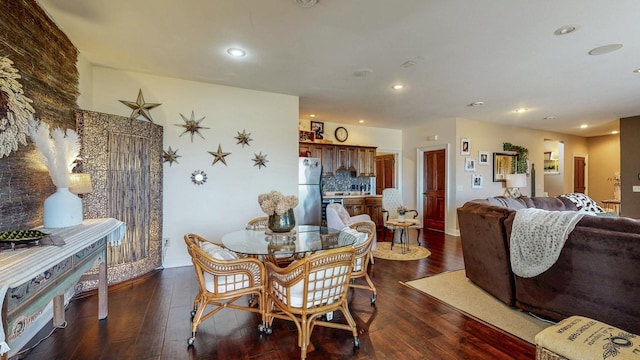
[43,187,83,228]
[398,214,405,222]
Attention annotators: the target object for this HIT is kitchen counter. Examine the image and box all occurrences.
[323,193,382,199]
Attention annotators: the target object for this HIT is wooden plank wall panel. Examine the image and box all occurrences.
[0,0,79,231]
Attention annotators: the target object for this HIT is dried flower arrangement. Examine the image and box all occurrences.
[0,57,35,158]
[258,190,298,216]
[28,119,81,188]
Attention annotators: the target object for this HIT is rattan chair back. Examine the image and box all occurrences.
[347,220,377,304]
[265,246,359,359]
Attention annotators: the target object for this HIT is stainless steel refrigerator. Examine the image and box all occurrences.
[298,157,322,225]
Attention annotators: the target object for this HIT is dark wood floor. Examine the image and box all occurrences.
[19,230,535,359]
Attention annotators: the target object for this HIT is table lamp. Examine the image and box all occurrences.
[69,173,94,195]
[505,173,527,198]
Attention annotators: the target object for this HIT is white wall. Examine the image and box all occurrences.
[401,117,589,235]
[83,66,299,268]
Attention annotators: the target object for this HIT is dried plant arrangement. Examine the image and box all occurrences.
[28,119,81,188]
[0,56,35,158]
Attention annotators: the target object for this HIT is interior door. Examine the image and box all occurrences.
[423,149,445,231]
[375,154,395,195]
[574,156,586,193]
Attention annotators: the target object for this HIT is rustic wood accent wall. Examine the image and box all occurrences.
[77,110,163,289]
[0,0,79,231]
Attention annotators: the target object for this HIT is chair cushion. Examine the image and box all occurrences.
[339,227,368,271]
[281,266,350,308]
[200,242,250,293]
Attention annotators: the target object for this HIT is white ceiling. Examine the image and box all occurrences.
[37,0,640,137]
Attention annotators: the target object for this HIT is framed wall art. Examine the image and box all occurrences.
[478,151,489,165]
[461,138,470,155]
[299,130,315,142]
[311,121,324,140]
[465,157,476,172]
[472,174,483,189]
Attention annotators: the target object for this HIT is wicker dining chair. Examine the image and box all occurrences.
[246,216,269,230]
[264,246,358,360]
[183,233,267,346]
[347,220,377,305]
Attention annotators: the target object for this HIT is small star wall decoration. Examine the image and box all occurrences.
[252,152,268,169]
[163,146,181,166]
[175,110,209,142]
[208,144,231,166]
[234,129,252,147]
[119,89,161,122]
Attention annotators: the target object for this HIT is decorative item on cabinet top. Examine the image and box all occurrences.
[118,89,161,122]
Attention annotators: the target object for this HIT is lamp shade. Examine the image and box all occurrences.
[69,173,94,194]
[506,173,527,188]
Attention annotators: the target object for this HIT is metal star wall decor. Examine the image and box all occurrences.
[119,89,161,122]
[176,110,209,142]
[234,129,252,147]
[252,152,268,169]
[163,146,181,166]
[208,144,231,166]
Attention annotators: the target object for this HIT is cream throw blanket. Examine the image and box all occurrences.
[510,208,585,278]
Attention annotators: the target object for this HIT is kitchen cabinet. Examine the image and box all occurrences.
[358,147,376,177]
[321,145,335,176]
[299,143,377,177]
[365,196,384,232]
[335,146,358,172]
[343,197,366,217]
[299,143,334,176]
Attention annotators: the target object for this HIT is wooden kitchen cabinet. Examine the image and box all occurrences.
[299,143,334,176]
[358,147,376,177]
[335,146,358,172]
[365,196,384,231]
[299,143,376,177]
[343,197,366,217]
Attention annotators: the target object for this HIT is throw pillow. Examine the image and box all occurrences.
[559,193,604,213]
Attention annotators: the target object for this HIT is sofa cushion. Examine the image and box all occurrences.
[199,242,250,293]
[559,193,604,213]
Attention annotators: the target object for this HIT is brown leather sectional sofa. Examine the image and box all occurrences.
[457,196,640,334]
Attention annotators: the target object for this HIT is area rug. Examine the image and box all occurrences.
[404,270,553,343]
[372,242,431,261]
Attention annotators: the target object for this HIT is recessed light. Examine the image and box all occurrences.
[468,101,485,107]
[544,115,558,120]
[400,61,416,68]
[226,48,246,57]
[633,68,640,73]
[392,84,404,90]
[588,44,623,56]
[554,25,577,36]
[515,108,528,113]
[309,114,316,118]
[359,119,365,123]
[612,130,619,134]
[580,124,588,129]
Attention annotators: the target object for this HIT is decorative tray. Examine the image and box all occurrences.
[0,230,48,243]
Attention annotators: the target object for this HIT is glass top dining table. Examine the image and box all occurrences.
[221,225,356,256]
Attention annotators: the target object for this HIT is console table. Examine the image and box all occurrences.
[0,218,125,358]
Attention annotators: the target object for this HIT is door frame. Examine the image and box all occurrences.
[572,153,589,195]
[417,144,452,234]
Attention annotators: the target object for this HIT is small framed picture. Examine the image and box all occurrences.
[478,151,489,165]
[472,174,483,189]
[465,157,476,172]
[299,130,315,142]
[461,138,470,155]
[311,121,324,140]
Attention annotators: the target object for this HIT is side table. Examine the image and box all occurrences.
[385,219,419,254]
[601,199,620,215]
